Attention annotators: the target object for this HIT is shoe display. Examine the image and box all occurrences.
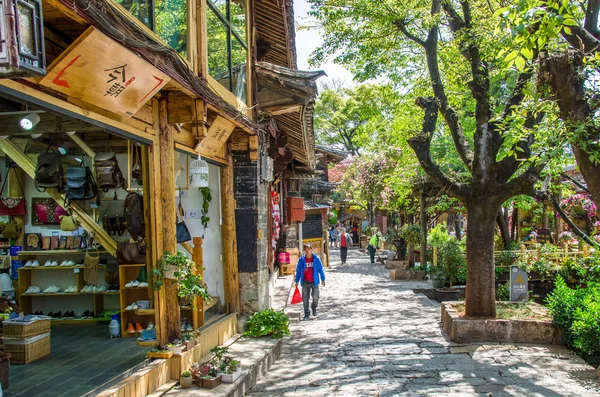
[43,260,53,267]
[138,282,148,288]
[30,261,40,267]
[125,280,140,288]
[50,261,58,267]
[97,285,107,293]
[135,323,144,333]
[126,323,135,334]
[24,261,33,267]
[64,285,77,293]
[53,311,62,318]
[146,322,155,330]
[124,302,139,311]
[25,286,38,293]
[43,284,61,293]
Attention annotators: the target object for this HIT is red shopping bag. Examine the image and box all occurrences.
[291,286,302,304]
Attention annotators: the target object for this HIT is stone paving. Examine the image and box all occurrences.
[249,249,600,396]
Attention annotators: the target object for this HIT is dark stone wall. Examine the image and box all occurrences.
[302,213,323,239]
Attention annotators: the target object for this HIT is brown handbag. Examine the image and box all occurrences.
[84,248,100,285]
[1,218,20,239]
[117,241,146,264]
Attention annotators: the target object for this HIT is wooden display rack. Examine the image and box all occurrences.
[119,263,152,337]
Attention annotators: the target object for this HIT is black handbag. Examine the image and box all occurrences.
[176,193,191,243]
[65,164,98,203]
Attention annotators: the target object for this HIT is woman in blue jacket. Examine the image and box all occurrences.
[295,243,326,320]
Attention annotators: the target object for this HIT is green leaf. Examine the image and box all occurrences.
[514,55,526,71]
[521,47,534,60]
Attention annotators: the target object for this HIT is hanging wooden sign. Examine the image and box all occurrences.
[195,115,235,156]
[40,27,170,117]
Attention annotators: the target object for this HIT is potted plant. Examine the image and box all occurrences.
[242,309,290,339]
[218,355,242,383]
[199,362,222,389]
[167,339,185,356]
[432,237,464,302]
[180,371,193,389]
[153,251,212,306]
[182,332,195,351]
[146,348,173,359]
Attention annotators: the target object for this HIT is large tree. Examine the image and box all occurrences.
[313,83,398,155]
[309,0,550,317]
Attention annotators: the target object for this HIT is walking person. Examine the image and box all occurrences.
[340,228,349,264]
[328,227,335,248]
[295,243,326,320]
[332,226,340,249]
[367,231,380,264]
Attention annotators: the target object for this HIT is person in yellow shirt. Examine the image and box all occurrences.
[367,233,379,264]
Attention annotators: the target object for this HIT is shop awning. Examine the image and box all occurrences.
[304,201,331,210]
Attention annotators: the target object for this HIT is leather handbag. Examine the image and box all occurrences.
[131,144,143,185]
[60,210,78,232]
[0,168,26,216]
[33,198,66,225]
[1,218,20,239]
[65,164,98,203]
[95,152,127,191]
[176,192,191,243]
[117,241,146,264]
[84,248,100,285]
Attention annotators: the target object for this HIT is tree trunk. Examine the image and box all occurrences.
[420,190,428,265]
[454,214,462,240]
[368,200,375,227]
[496,208,511,249]
[465,201,498,318]
[511,205,518,241]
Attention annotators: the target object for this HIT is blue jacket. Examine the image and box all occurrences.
[295,254,326,286]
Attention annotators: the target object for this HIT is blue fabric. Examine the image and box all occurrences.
[295,254,326,286]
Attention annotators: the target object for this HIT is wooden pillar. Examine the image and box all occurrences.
[158,96,180,342]
[192,237,204,328]
[221,143,240,313]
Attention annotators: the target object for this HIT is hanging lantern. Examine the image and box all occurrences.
[0,0,45,77]
[189,156,209,187]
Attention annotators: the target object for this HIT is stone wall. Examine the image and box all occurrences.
[233,150,270,315]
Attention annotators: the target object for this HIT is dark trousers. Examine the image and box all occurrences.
[340,246,348,263]
[302,282,319,317]
[367,244,376,263]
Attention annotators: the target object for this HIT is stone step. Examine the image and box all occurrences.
[163,335,283,397]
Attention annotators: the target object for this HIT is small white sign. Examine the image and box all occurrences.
[186,210,201,219]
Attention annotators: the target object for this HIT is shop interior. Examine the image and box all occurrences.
[0,96,226,397]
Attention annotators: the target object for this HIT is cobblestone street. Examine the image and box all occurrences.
[250,249,600,396]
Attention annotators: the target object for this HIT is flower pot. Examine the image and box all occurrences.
[201,376,222,389]
[219,368,242,383]
[180,376,193,389]
[436,288,461,302]
[146,351,172,359]
[431,278,444,289]
[168,345,185,356]
[183,341,193,351]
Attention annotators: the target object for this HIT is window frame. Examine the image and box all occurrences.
[206,0,248,97]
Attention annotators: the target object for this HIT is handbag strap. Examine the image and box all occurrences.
[177,189,185,221]
[0,168,24,197]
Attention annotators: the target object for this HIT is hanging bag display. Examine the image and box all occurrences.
[1,218,20,239]
[123,192,144,241]
[131,144,143,185]
[35,143,65,192]
[117,241,146,264]
[176,191,191,243]
[32,198,66,225]
[84,247,100,285]
[0,167,26,216]
[59,210,77,232]
[65,162,98,203]
[95,152,127,191]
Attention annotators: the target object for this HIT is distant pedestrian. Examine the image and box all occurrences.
[295,243,326,321]
[367,232,380,264]
[340,228,349,264]
[328,227,335,248]
[332,227,340,249]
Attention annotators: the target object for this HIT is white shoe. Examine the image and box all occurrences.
[97,285,107,293]
[43,285,54,293]
[131,280,140,287]
[31,261,40,267]
[43,261,53,267]
[50,261,59,267]
[24,261,33,267]
[25,286,35,293]
[125,280,134,288]
[59,261,69,267]
[66,261,75,267]
[125,302,138,311]
[146,322,154,330]
[138,282,148,288]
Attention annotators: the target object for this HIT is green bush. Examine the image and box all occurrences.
[243,309,290,339]
[427,223,465,287]
[495,283,510,301]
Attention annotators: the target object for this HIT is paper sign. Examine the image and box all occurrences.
[40,27,170,117]
[510,265,529,301]
[196,116,235,155]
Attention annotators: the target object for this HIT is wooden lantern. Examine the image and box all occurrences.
[0,0,45,77]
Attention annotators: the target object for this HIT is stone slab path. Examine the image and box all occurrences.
[248,249,600,396]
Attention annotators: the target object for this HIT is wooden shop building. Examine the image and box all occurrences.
[0,0,321,395]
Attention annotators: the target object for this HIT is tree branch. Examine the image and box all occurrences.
[552,195,599,248]
[585,0,600,40]
[561,172,591,194]
[498,163,544,203]
[394,19,427,47]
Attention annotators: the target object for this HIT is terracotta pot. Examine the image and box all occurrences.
[180,376,193,389]
[201,376,222,389]
[436,288,461,302]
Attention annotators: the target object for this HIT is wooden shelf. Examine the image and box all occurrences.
[136,339,158,347]
[18,250,108,256]
[50,319,98,324]
[123,287,149,290]
[204,296,219,312]
[119,264,146,267]
[134,309,155,315]
[20,266,83,270]
[81,291,120,295]
[22,292,80,296]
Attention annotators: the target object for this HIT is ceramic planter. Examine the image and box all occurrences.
[219,368,242,383]
[180,376,193,389]
[436,288,461,302]
[146,351,172,359]
[183,341,193,351]
[201,376,222,389]
[168,345,185,356]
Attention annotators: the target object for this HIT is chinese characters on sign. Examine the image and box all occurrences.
[510,265,529,301]
[40,27,170,117]
[196,116,236,156]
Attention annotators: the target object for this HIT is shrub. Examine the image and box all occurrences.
[428,223,465,287]
[495,283,509,301]
[243,309,290,339]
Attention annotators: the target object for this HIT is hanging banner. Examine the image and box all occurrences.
[40,27,170,117]
[196,116,236,156]
[510,265,529,301]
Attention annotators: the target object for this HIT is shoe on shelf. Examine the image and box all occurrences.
[50,261,59,267]
[135,323,144,333]
[130,280,140,288]
[43,260,53,267]
[25,286,35,293]
[65,260,75,267]
[125,302,138,311]
[185,322,193,332]
[24,261,33,267]
[47,311,53,317]
[59,261,68,267]
[126,323,135,334]
[146,322,155,331]
[31,261,40,267]
[43,285,54,293]
[53,311,62,318]
[97,285,107,293]
[138,282,148,288]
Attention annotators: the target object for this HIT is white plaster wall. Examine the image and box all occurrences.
[176,155,224,305]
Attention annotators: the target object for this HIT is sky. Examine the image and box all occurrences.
[293,0,355,86]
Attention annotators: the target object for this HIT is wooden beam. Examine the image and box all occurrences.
[192,99,207,139]
[221,143,240,313]
[197,0,208,77]
[264,104,302,115]
[0,139,117,255]
[167,91,194,124]
[66,132,96,158]
[192,237,204,328]
[158,96,180,342]
[44,0,88,24]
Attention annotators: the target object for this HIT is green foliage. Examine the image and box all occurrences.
[152,251,211,304]
[495,283,510,301]
[546,275,579,345]
[181,371,192,378]
[243,309,290,339]
[199,187,212,231]
[401,224,422,247]
[428,223,465,287]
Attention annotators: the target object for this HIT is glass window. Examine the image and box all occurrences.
[207,0,248,103]
[115,0,188,59]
